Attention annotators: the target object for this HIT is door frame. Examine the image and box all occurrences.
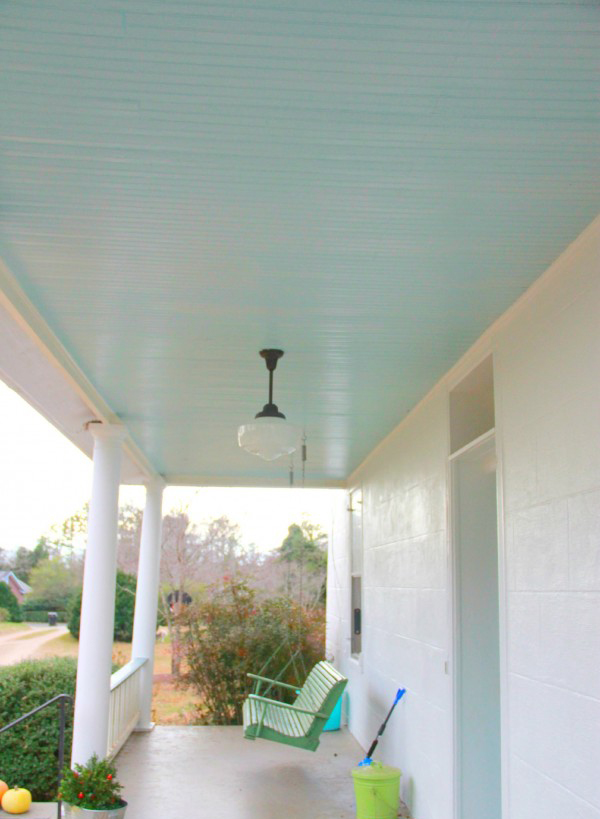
[448,427,509,819]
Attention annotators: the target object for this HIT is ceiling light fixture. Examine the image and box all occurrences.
[237,349,299,461]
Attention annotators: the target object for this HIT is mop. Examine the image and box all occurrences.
[359,688,406,766]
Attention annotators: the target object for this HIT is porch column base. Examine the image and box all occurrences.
[134,722,156,733]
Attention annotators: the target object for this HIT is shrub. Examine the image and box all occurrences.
[67,596,80,638]
[0,658,77,800]
[182,578,325,725]
[0,606,10,621]
[68,570,136,642]
[0,583,22,622]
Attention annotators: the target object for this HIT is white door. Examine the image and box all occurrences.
[452,434,501,819]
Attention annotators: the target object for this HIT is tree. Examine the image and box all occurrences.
[113,571,137,641]
[158,512,254,674]
[159,511,201,674]
[116,505,143,574]
[196,516,246,583]
[47,506,88,553]
[160,511,199,593]
[159,512,249,592]
[43,502,143,576]
[276,521,327,607]
[27,557,81,610]
[0,583,22,622]
[68,570,137,642]
[31,537,52,563]
[10,540,50,584]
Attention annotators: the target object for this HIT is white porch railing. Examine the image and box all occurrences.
[107,657,148,758]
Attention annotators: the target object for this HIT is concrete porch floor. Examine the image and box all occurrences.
[117,726,363,819]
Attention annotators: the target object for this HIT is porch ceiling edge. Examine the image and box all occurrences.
[0,255,157,484]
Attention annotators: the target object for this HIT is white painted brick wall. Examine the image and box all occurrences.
[327,214,600,819]
[495,216,600,818]
[327,390,453,819]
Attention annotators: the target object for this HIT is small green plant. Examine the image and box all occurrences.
[59,754,123,810]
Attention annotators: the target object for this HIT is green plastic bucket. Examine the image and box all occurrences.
[351,761,401,819]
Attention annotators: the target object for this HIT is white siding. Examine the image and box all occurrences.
[326,215,600,819]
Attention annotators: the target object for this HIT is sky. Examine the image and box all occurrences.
[0,380,338,554]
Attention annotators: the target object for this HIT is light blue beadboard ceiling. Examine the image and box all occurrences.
[1,1,599,485]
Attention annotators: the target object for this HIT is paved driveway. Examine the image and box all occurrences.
[0,624,69,665]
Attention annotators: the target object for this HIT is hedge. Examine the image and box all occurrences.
[0,584,22,622]
[22,610,68,624]
[21,598,69,624]
[0,658,77,800]
[22,597,72,615]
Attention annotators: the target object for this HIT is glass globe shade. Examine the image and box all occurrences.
[237,416,299,461]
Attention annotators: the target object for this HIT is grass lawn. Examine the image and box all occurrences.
[31,631,77,656]
[33,632,201,725]
[34,632,133,661]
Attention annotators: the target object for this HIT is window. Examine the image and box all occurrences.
[349,488,363,656]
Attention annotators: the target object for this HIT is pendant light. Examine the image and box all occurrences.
[238,349,299,461]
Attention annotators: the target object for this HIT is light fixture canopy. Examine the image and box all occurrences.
[237,349,300,461]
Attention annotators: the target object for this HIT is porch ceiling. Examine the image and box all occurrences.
[0,2,598,486]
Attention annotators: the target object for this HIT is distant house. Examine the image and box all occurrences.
[0,571,31,604]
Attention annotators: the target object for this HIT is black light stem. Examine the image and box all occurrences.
[302,435,307,488]
[256,349,286,419]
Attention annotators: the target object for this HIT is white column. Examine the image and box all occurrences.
[71,423,126,765]
[131,477,165,730]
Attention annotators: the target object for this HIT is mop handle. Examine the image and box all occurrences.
[365,688,406,759]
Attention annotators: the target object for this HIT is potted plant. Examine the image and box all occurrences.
[59,754,127,818]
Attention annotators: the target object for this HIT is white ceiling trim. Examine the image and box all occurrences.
[166,473,346,489]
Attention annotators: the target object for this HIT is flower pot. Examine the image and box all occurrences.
[62,800,127,819]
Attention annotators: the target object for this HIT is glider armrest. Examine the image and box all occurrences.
[248,694,327,719]
[247,674,299,691]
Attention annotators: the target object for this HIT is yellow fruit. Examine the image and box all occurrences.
[1,786,32,814]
